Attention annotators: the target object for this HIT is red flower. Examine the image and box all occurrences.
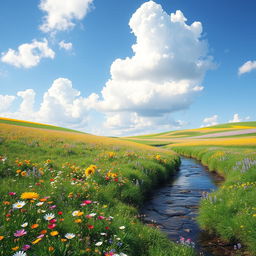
[58,211,63,215]
[87,225,94,229]
[49,219,57,224]
[48,224,56,229]
[105,226,110,230]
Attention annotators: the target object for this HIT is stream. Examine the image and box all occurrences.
[141,157,239,256]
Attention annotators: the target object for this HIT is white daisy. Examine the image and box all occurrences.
[65,233,75,239]
[72,211,79,216]
[119,226,125,230]
[13,201,26,209]
[88,213,97,217]
[95,241,103,246]
[21,222,28,228]
[12,251,27,256]
[44,213,55,221]
[36,202,44,206]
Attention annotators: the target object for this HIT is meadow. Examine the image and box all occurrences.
[0,119,195,256]
[127,121,256,255]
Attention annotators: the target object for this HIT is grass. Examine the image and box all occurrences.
[170,145,256,254]
[0,117,84,133]
[0,121,195,256]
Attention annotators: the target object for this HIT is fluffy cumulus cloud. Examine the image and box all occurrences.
[91,1,214,134]
[202,114,218,127]
[39,0,94,33]
[0,78,96,129]
[59,40,73,51]
[229,113,250,123]
[1,39,55,68]
[238,60,256,75]
[0,95,16,112]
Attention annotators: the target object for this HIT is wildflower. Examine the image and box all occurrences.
[85,166,96,177]
[50,231,59,236]
[65,233,75,239]
[95,241,103,246]
[21,192,39,200]
[31,224,39,229]
[0,236,4,240]
[48,224,56,229]
[72,210,83,216]
[44,213,55,221]
[88,225,94,229]
[12,247,19,251]
[22,245,30,251]
[40,230,47,234]
[21,222,28,228]
[36,202,44,206]
[74,219,82,223]
[119,226,125,230]
[14,229,27,237]
[9,192,16,196]
[12,251,27,256]
[13,201,26,209]
[31,238,42,244]
[49,247,54,252]
[21,171,27,176]
[16,169,22,174]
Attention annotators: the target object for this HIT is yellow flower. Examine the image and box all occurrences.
[74,219,82,223]
[32,238,42,244]
[50,231,59,236]
[61,238,67,242]
[85,167,95,177]
[21,192,39,200]
[16,169,21,174]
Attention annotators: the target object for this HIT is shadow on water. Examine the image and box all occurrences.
[141,157,246,256]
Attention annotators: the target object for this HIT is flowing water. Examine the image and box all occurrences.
[141,157,242,256]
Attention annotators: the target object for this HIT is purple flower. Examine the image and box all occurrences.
[22,244,31,251]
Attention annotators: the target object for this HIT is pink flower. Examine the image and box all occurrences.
[37,234,45,239]
[49,219,57,224]
[14,229,27,237]
[49,205,56,209]
[98,216,105,220]
[9,192,16,196]
[81,200,92,206]
[48,224,56,229]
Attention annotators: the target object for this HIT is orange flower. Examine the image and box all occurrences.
[49,246,54,252]
[39,198,47,202]
[50,231,59,236]
[16,169,21,174]
[61,238,67,242]
[3,201,10,205]
[0,236,4,240]
[74,219,82,223]
[40,230,47,234]
[31,224,39,229]
[12,246,19,251]
[21,171,27,176]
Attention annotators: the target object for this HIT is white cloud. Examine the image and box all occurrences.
[0,78,95,129]
[238,60,256,75]
[90,1,213,133]
[0,95,16,112]
[202,114,218,127]
[229,113,241,123]
[229,113,251,123]
[59,40,73,51]
[1,39,55,68]
[39,0,93,33]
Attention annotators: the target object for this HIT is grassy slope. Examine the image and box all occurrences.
[126,121,256,255]
[0,117,84,133]
[0,120,194,256]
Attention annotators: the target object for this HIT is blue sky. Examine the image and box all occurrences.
[0,0,255,136]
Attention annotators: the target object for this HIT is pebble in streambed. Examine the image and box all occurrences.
[141,157,245,256]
